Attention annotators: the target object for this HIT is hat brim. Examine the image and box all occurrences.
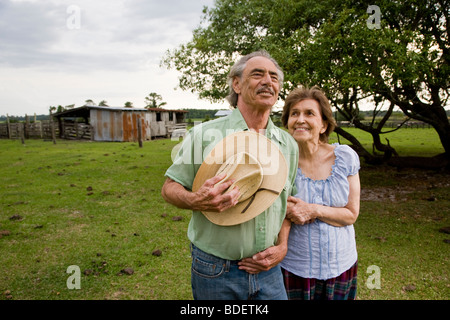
[192,131,288,226]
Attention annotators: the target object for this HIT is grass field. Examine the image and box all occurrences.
[0,128,449,300]
[328,127,446,158]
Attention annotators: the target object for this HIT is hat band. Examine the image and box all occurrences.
[241,188,280,214]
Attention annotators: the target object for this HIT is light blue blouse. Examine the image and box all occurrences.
[280,144,360,280]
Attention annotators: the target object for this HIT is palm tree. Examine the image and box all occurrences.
[144,92,167,109]
[85,99,96,106]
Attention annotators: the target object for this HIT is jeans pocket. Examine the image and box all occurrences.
[191,256,225,279]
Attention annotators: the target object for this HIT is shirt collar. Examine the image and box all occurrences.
[230,108,286,146]
[230,107,249,131]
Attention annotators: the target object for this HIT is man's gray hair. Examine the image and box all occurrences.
[226,50,284,107]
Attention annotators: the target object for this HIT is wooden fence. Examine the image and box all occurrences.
[337,120,432,128]
[0,119,431,141]
[0,121,55,139]
[0,121,92,141]
[60,122,92,140]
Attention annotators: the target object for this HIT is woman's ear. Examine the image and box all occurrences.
[320,121,328,135]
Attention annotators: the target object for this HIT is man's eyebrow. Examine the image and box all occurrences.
[250,68,278,76]
[250,68,265,74]
[269,70,278,77]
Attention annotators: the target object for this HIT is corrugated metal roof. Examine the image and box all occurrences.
[88,106,149,111]
[54,105,188,117]
[146,108,189,113]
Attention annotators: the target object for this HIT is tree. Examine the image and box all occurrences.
[162,0,449,165]
[99,100,109,106]
[85,99,96,106]
[124,101,134,108]
[144,92,167,109]
[49,105,74,114]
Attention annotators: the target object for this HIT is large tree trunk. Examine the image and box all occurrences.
[432,121,450,161]
[334,127,383,165]
[385,88,450,161]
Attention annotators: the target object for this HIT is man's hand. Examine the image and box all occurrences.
[237,244,287,274]
[161,174,240,212]
[189,173,241,212]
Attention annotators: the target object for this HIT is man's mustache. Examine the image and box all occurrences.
[256,86,275,95]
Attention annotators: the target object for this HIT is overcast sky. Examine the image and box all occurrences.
[0,0,229,116]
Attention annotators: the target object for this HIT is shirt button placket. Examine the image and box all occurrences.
[255,216,266,252]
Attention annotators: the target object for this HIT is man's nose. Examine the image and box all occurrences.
[260,72,272,84]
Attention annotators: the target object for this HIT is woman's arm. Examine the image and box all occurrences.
[286,173,360,227]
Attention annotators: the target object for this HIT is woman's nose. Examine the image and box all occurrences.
[295,113,305,123]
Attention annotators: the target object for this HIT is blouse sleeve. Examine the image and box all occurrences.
[335,144,360,176]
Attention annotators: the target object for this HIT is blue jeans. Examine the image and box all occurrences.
[190,244,288,300]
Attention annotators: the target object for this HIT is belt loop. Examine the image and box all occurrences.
[225,259,230,273]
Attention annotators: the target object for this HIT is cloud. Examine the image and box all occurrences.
[0,0,66,67]
[0,0,210,71]
[0,0,222,116]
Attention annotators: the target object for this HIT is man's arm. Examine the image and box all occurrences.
[161,175,241,212]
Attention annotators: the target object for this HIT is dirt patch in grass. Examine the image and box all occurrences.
[360,167,450,202]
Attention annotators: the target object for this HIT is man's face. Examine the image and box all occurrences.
[233,56,280,111]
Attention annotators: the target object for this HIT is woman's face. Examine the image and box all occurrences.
[287,99,327,144]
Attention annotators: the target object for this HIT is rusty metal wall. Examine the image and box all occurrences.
[90,109,151,142]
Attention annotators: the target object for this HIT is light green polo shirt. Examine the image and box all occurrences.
[164,108,299,260]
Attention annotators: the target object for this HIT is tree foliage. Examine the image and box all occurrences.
[162,0,449,164]
[144,92,167,109]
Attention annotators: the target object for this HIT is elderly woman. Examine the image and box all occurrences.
[279,86,361,300]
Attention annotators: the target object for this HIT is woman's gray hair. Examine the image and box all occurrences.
[226,50,284,107]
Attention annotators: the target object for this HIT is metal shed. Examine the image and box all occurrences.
[53,106,187,142]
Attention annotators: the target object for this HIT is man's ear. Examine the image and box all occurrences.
[232,77,241,94]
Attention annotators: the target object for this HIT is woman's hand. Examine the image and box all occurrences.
[286,196,317,225]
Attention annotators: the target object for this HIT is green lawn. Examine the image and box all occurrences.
[329,127,445,157]
[0,139,192,299]
[355,166,450,299]
[0,128,448,300]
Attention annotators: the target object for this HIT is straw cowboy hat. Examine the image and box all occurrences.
[192,130,288,226]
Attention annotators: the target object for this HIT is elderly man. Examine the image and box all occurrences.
[161,51,298,300]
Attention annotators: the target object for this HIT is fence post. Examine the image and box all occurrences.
[50,110,56,144]
[6,114,11,139]
[137,117,143,148]
[19,123,25,145]
[24,114,29,139]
